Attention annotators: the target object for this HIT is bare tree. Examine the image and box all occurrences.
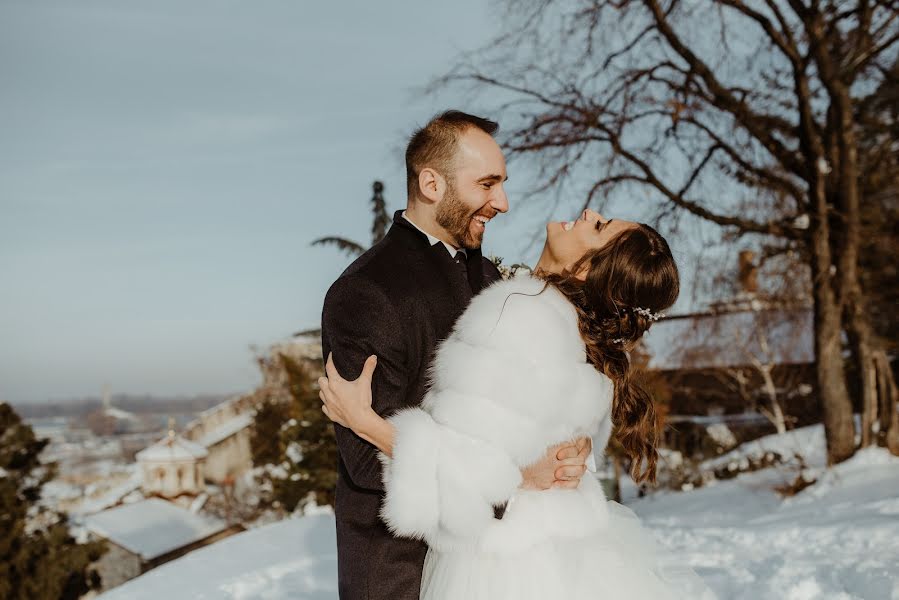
[438,0,899,462]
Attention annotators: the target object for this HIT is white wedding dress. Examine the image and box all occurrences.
[378,272,716,599]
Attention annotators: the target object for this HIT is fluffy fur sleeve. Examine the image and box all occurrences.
[378,274,613,548]
[378,406,522,546]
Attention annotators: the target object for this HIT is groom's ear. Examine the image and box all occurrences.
[418,167,444,204]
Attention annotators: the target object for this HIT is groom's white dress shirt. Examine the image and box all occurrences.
[401,210,467,259]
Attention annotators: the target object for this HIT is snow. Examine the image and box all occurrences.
[104,406,139,421]
[83,497,231,560]
[630,427,899,600]
[196,413,254,448]
[97,513,337,600]
[285,441,304,464]
[136,434,208,462]
[97,428,899,600]
[701,424,827,471]
[71,469,143,516]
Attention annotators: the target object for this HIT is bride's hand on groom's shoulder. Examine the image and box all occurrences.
[319,353,378,433]
[520,437,592,491]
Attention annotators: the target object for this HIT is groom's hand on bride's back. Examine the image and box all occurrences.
[519,437,592,491]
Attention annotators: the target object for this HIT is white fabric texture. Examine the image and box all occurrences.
[379,272,716,599]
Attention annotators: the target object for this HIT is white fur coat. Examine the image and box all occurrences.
[378,272,617,554]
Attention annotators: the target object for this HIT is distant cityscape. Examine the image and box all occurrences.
[6,335,324,597]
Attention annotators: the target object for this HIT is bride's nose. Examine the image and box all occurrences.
[582,209,605,223]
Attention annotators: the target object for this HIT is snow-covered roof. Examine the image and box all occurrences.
[74,470,143,516]
[196,393,246,420]
[196,413,254,448]
[104,406,139,421]
[83,497,229,561]
[94,512,337,600]
[642,308,813,371]
[136,433,208,463]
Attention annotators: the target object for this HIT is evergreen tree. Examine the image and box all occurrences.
[0,402,107,600]
[250,398,290,467]
[275,354,338,509]
[311,180,390,257]
[250,354,338,512]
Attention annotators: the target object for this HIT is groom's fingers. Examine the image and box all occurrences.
[325,353,344,383]
[359,355,378,382]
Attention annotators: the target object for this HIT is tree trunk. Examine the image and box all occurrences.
[813,288,857,464]
[809,171,856,464]
[612,455,623,502]
[874,350,899,455]
[845,296,881,448]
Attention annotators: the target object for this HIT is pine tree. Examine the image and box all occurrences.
[311,180,390,257]
[0,402,107,600]
[250,355,338,512]
[250,399,290,468]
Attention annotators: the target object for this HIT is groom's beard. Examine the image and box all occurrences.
[436,179,485,250]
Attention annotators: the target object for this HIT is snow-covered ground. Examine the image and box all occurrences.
[631,427,899,600]
[97,508,338,600]
[98,427,899,600]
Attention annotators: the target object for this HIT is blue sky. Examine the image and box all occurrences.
[1,1,711,404]
[0,0,538,403]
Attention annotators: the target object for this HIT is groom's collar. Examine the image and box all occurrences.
[402,210,467,258]
[395,210,467,258]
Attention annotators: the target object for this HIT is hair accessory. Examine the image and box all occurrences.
[611,337,626,344]
[633,306,665,322]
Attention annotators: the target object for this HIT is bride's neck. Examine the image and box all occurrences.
[534,246,563,275]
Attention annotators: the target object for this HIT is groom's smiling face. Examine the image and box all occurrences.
[436,127,509,249]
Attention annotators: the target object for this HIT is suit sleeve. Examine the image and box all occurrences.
[321,276,409,492]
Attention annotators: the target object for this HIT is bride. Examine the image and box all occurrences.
[319,209,716,599]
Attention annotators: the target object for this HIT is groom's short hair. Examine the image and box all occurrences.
[406,110,499,200]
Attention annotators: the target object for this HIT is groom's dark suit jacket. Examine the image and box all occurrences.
[321,210,503,600]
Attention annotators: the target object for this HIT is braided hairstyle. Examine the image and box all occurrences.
[535,224,679,484]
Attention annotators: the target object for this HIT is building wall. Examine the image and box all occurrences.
[183,394,256,442]
[92,541,142,592]
[145,524,245,569]
[141,460,205,497]
[204,428,253,483]
[178,338,324,484]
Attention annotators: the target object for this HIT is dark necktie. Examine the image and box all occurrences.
[453,250,473,298]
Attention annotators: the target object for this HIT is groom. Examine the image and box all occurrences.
[320,111,592,600]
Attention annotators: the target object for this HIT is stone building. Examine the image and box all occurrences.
[181,396,255,484]
[177,332,325,485]
[135,424,208,498]
[83,497,242,591]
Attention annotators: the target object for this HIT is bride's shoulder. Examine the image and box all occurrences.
[452,272,581,355]
[474,270,548,302]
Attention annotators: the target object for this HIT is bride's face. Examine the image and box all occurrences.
[541,209,638,277]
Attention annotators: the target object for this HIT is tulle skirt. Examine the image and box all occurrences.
[420,501,716,600]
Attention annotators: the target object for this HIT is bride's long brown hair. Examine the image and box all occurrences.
[535,224,679,484]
